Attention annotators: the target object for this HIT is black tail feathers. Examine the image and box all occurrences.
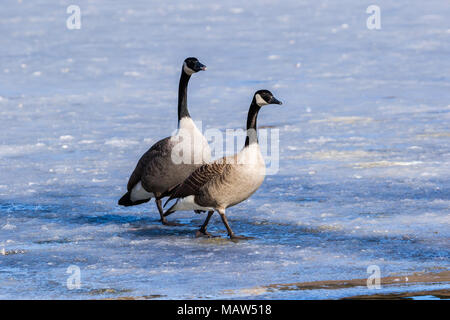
[118,191,150,207]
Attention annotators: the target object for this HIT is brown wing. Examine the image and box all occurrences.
[164,161,229,205]
[126,137,171,191]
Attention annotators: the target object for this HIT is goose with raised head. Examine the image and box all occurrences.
[163,90,282,239]
[118,57,211,226]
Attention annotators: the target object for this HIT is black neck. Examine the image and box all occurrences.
[178,69,191,124]
[245,99,261,147]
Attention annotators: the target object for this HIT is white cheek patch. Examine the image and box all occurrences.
[255,94,269,106]
[183,62,195,75]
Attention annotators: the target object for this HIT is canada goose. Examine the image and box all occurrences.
[163,90,282,239]
[118,57,211,226]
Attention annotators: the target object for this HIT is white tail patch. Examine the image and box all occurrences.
[172,196,213,212]
[130,181,154,202]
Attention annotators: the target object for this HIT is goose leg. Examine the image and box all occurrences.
[196,211,216,238]
[156,198,183,226]
[218,209,253,241]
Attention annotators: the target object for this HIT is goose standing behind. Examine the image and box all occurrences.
[163,90,282,239]
[118,57,211,226]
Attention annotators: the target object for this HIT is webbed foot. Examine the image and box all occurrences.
[161,219,184,226]
[229,234,254,242]
[195,229,218,238]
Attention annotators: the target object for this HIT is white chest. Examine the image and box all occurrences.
[170,117,211,165]
[237,144,265,172]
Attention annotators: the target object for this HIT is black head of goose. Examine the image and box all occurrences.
[118,57,210,226]
[178,57,206,120]
[163,90,282,239]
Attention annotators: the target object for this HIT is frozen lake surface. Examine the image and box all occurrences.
[0,0,449,299]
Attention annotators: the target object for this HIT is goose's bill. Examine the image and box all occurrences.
[194,61,207,71]
[269,97,282,105]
